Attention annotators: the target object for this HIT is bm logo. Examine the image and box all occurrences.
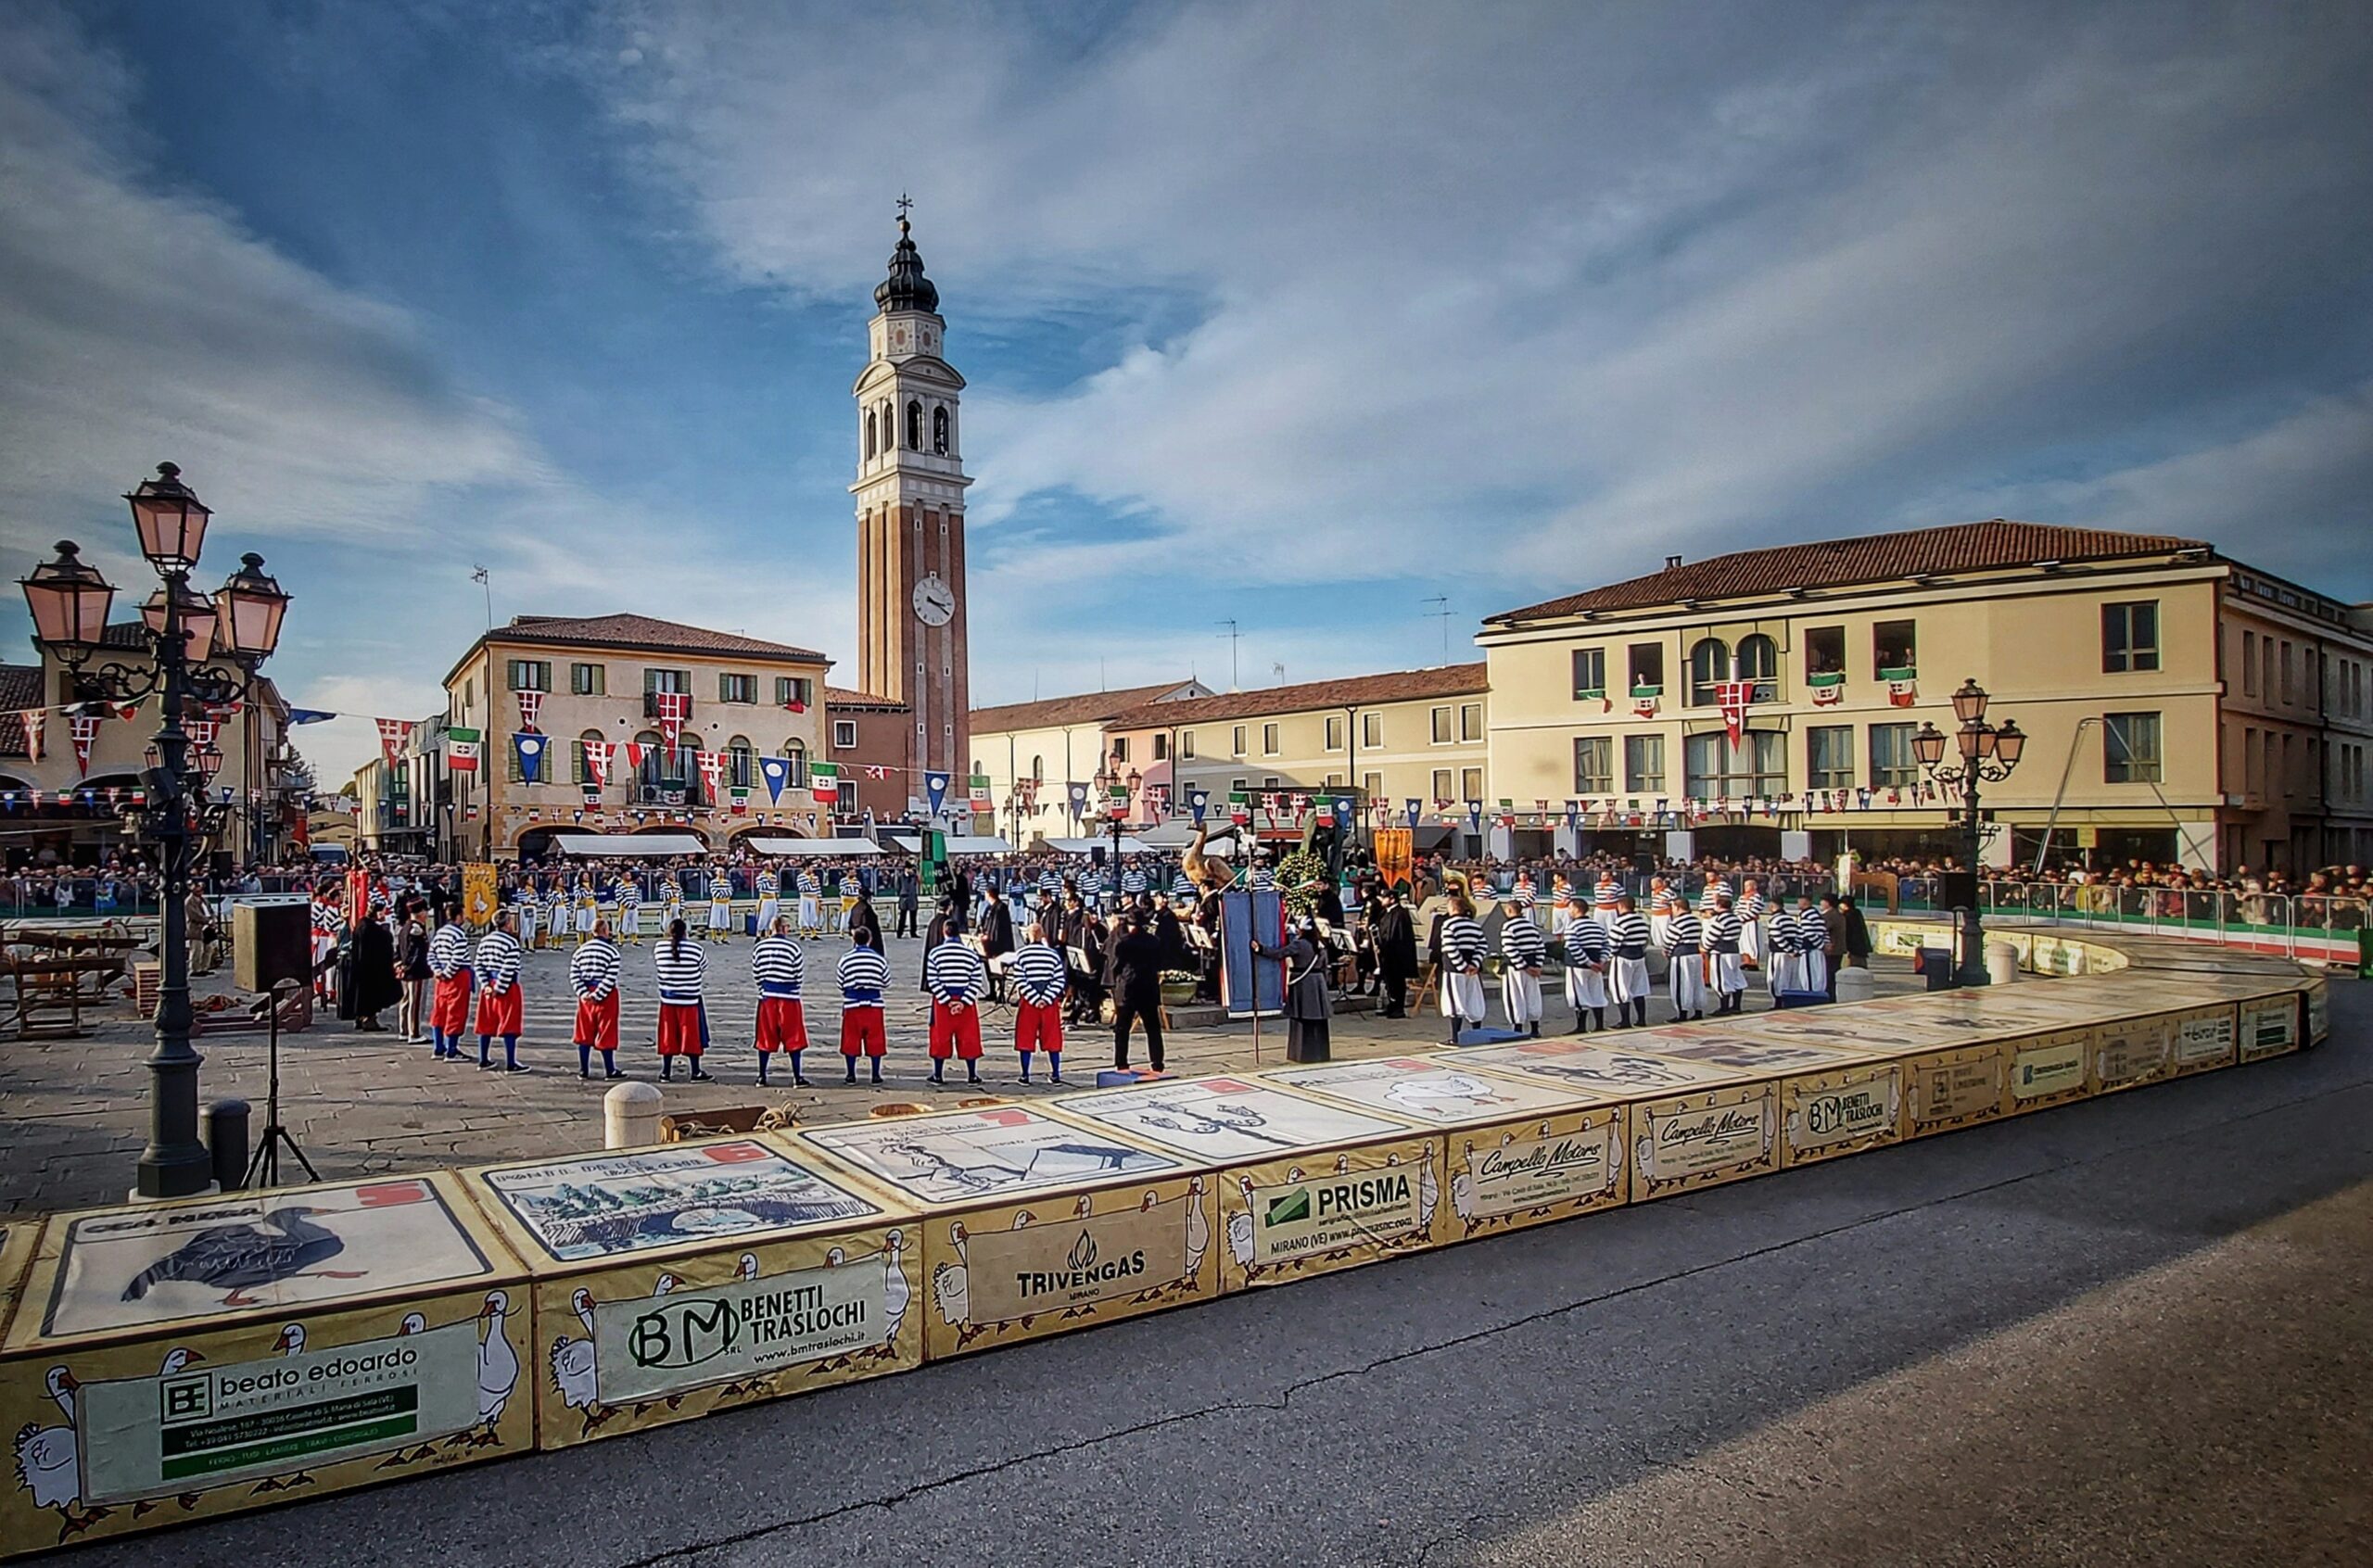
[629,1300,741,1371]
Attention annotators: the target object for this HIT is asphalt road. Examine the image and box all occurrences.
[69,980,2373,1568]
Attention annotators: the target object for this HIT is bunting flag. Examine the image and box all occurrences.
[863,765,888,779]
[730,787,750,816]
[1466,801,1483,837]
[1404,798,1422,828]
[447,727,482,772]
[514,731,547,784]
[694,747,725,801]
[807,760,840,805]
[285,708,336,726]
[1188,788,1209,824]
[1062,778,1085,822]
[185,717,221,752]
[1716,677,1753,743]
[19,710,43,762]
[516,689,546,732]
[583,738,612,789]
[1631,684,1661,719]
[1333,795,1352,828]
[622,741,647,772]
[1228,790,1250,825]
[1566,800,1581,833]
[1882,668,1918,707]
[68,714,101,778]
[1808,671,1846,706]
[757,753,790,803]
[652,690,690,748]
[375,717,414,768]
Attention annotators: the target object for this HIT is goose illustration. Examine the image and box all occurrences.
[717,1258,771,1398]
[14,1367,108,1542]
[1382,1071,1507,1117]
[377,1317,443,1466]
[1415,1152,1440,1230]
[132,1351,209,1515]
[630,1274,690,1416]
[1452,1141,1479,1231]
[120,1207,363,1307]
[878,1231,910,1354]
[1226,1175,1258,1276]
[1007,1212,1040,1331]
[933,1221,973,1346]
[1182,1177,1210,1289]
[550,1287,609,1435]
[471,1292,518,1447]
[247,1327,319,1493]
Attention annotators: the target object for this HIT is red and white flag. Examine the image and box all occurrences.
[185,718,221,752]
[1715,679,1753,744]
[19,710,43,762]
[375,717,414,768]
[863,765,889,780]
[695,748,724,800]
[516,689,546,732]
[584,739,613,789]
[652,691,689,749]
[622,741,646,772]
[69,714,101,778]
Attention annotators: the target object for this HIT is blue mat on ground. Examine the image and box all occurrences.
[1450,1026,1529,1046]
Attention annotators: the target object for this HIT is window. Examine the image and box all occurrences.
[2242,630,2257,694]
[726,736,755,790]
[2101,601,2160,673]
[644,667,689,694]
[1180,732,1196,760]
[633,730,666,790]
[775,677,814,709]
[2280,641,2293,703]
[1110,736,1130,764]
[933,406,950,455]
[780,740,807,790]
[1363,771,1384,802]
[719,673,755,704]
[1804,626,1846,677]
[1687,638,1730,706]
[2243,726,2261,794]
[1324,773,1343,790]
[864,408,877,462]
[2104,712,2163,783]
[1734,634,1778,701]
[1459,702,1483,742]
[506,659,550,692]
[1573,737,1614,793]
[1232,778,1249,795]
[570,663,605,696]
[1629,642,1665,697]
[1153,733,1169,761]
[1231,725,1247,756]
[1460,766,1484,801]
[1872,620,1918,681]
[1030,753,1044,781]
[1624,734,1665,793]
[1325,714,1345,751]
[1682,731,1785,798]
[1430,768,1453,801]
[2262,638,2276,702]
[463,678,473,710]
[1808,725,1855,790]
[905,399,921,449]
[1361,712,1382,748]
[1869,723,1918,788]
[1263,775,1279,790]
[1262,723,1280,755]
[1571,647,1606,700]
[574,729,602,785]
[832,720,858,749]
[1430,706,1453,744]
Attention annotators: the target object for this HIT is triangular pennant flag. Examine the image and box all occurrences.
[1404,798,1421,828]
[514,731,546,784]
[375,717,414,769]
[583,738,611,789]
[286,708,336,725]
[1061,778,1084,821]
[1716,678,1752,744]
[1189,789,1210,825]
[929,771,954,817]
[185,718,221,752]
[652,690,689,749]
[516,689,546,732]
[19,710,43,762]
[68,714,101,778]
[1466,801,1483,836]
[447,727,482,772]
[757,753,789,803]
[863,764,888,780]
[623,741,646,771]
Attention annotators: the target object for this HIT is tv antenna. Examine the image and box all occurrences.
[1421,596,1453,662]
[1216,619,1241,690]
[472,565,492,629]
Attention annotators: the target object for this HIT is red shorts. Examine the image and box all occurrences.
[1016,1000,1062,1056]
[573,993,618,1051]
[755,997,808,1054]
[473,983,522,1039]
[840,1006,886,1058]
[430,973,474,1033]
[656,1003,703,1057]
[929,1001,983,1061]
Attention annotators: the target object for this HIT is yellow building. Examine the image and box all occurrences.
[442,614,834,861]
[969,680,1211,845]
[1478,521,2373,873]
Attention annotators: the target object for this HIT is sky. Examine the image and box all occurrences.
[2,0,2368,789]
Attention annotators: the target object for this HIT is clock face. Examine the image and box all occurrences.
[912,573,956,626]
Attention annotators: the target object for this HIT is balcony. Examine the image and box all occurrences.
[637,784,692,806]
[642,691,695,721]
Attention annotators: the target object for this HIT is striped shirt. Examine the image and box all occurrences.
[621,880,641,908]
[1662,910,1704,955]
[1437,916,1487,972]
[570,938,620,1000]
[1502,917,1547,967]
[1606,911,1652,959]
[473,930,523,994]
[1737,890,1767,919]
[925,941,988,1005]
[752,934,804,998]
[428,923,471,979]
[653,939,708,1004]
[1698,879,1732,912]
[708,872,734,905]
[755,871,780,898]
[1556,916,1608,965]
[544,887,567,920]
[1010,942,1069,1006]
[1705,911,1742,955]
[837,946,890,1007]
[799,871,823,897]
[1593,876,1621,912]
[1171,873,1193,897]
[1037,871,1060,899]
[1121,867,1147,894]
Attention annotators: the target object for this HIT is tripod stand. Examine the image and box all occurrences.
[244,979,318,1187]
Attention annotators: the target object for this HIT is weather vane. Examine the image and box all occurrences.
[896,192,914,221]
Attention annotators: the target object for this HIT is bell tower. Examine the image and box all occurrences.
[853,200,971,779]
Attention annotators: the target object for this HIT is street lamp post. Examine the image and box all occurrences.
[19,466,290,1198]
[1911,678,2026,987]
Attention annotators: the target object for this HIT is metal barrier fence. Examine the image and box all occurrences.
[1891,880,2367,964]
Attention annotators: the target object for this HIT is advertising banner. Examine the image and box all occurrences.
[1631,1082,1778,1201]
[2164,1003,2239,1076]
[1216,1136,1447,1293]
[1781,1061,1904,1167]
[2004,1027,2094,1111]
[2088,1014,2175,1094]
[1902,1042,2011,1137]
[2237,995,2301,1062]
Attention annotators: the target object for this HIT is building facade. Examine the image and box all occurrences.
[969,680,1212,846]
[1479,521,2373,873]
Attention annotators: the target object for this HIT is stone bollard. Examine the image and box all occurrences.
[605,1081,664,1149]
[1834,965,1874,1004]
[1985,941,2022,986]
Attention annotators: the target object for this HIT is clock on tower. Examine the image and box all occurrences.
[851,207,971,778]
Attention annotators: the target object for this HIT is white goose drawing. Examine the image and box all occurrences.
[14,1367,106,1542]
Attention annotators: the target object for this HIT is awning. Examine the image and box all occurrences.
[742,836,882,856]
[554,833,707,858]
[1138,820,1240,854]
[880,833,1013,855]
[1045,836,1156,854]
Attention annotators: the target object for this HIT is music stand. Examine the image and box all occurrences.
[244,977,318,1187]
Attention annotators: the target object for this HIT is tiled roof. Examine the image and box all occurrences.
[970,680,1204,734]
[490,614,829,663]
[824,686,907,712]
[0,664,42,758]
[1487,521,2213,625]
[1107,664,1489,728]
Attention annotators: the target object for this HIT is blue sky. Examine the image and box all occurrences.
[3,0,2368,786]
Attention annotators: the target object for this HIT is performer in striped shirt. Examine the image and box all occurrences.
[1662,901,1707,1022]
[1170,871,1194,903]
[654,918,713,1079]
[797,865,825,937]
[1646,876,1676,948]
[574,873,598,939]
[426,911,475,1059]
[1555,890,1609,1034]
[1120,863,1148,899]
[1009,921,1069,1083]
[542,879,568,951]
[618,874,643,944]
[752,916,809,1087]
[659,872,685,931]
[1605,892,1654,1028]
[1431,896,1488,1044]
[1500,888,1548,1037]
[472,909,528,1071]
[1706,894,1746,1014]
[836,929,890,1083]
[514,879,540,952]
[924,933,989,1084]
[753,865,782,934]
[570,918,623,1080]
[704,865,736,943]
[1736,878,1768,970]
[1592,871,1623,932]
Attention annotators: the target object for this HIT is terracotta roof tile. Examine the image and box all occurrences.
[824,686,907,711]
[1107,664,1489,729]
[1487,521,2212,625]
[491,613,829,663]
[970,680,1205,734]
[0,664,41,757]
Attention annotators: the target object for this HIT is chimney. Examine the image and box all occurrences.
[1664,554,1682,570]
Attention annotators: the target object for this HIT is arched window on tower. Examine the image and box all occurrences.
[727,736,755,790]
[906,400,921,450]
[1735,634,1779,702]
[1688,638,1732,707]
[781,740,807,790]
[575,730,603,787]
[933,406,949,455]
[864,409,877,461]
[634,730,665,793]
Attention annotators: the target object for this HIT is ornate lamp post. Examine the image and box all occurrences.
[1911,678,2025,987]
[19,465,290,1198]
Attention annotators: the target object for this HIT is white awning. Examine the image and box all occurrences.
[1136,821,1238,854]
[553,833,708,857]
[880,833,1013,855]
[742,836,882,856]
[1044,836,1157,854]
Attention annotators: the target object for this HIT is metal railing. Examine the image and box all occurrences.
[1884,879,2367,963]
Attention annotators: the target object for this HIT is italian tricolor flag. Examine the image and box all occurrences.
[447,727,482,772]
[808,761,840,803]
